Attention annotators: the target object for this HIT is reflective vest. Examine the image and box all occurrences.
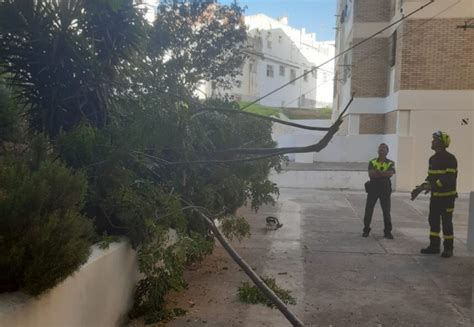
[370,158,394,172]
[368,158,395,191]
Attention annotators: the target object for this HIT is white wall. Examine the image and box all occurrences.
[270,169,367,190]
[405,110,473,193]
[0,240,140,327]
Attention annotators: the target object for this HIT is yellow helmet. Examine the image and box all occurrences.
[433,131,450,147]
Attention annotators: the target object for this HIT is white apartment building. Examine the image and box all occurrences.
[332,0,473,192]
[136,0,159,23]
[204,14,335,109]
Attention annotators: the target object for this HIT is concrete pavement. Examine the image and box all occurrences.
[166,188,472,326]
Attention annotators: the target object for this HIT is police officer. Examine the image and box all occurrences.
[414,131,457,258]
[362,143,396,239]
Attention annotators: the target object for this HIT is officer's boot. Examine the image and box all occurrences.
[420,235,440,254]
[441,238,453,258]
[362,227,371,238]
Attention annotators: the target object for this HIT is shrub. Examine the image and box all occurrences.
[0,158,94,295]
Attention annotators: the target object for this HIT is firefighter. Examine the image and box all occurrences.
[413,131,457,258]
[362,143,395,239]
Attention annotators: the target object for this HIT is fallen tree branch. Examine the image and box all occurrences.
[158,95,354,165]
[192,106,331,131]
[193,208,305,327]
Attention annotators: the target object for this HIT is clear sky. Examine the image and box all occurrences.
[220,0,337,41]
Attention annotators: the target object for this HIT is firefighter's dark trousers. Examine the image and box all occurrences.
[363,188,392,234]
[428,196,455,250]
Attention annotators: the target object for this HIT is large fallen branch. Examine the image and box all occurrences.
[195,209,305,327]
[193,106,331,131]
[156,95,353,165]
[208,96,353,157]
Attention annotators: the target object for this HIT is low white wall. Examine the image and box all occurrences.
[272,120,392,164]
[0,240,140,327]
[272,119,331,162]
[270,170,367,190]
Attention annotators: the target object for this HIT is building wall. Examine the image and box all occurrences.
[351,37,390,97]
[354,0,391,23]
[396,109,473,193]
[359,114,385,134]
[399,18,474,90]
[384,110,398,134]
[332,0,474,193]
[136,0,159,23]
[207,14,335,109]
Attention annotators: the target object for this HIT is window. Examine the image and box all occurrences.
[290,69,296,84]
[304,69,308,82]
[389,30,397,67]
[311,67,317,78]
[339,0,352,24]
[278,35,282,44]
[266,64,274,78]
[279,65,285,76]
[266,31,272,48]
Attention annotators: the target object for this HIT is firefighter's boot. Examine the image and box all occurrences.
[420,235,440,254]
[441,238,454,258]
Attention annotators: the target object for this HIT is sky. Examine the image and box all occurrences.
[220,0,337,41]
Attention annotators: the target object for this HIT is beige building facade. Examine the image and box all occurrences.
[333,0,474,192]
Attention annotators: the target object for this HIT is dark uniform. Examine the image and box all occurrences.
[424,150,458,252]
[363,158,396,236]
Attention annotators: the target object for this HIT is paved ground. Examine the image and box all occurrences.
[161,188,472,326]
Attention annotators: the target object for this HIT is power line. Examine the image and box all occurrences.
[140,95,354,165]
[331,0,462,115]
[131,1,452,166]
[239,0,435,111]
[285,0,462,112]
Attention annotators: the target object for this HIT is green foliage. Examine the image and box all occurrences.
[0,83,20,143]
[0,0,147,136]
[238,276,297,308]
[282,107,332,120]
[0,0,283,323]
[221,215,251,241]
[240,101,333,120]
[130,230,213,323]
[97,233,121,250]
[240,101,282,117]
[0,156,94,295]
[150,0,247,92]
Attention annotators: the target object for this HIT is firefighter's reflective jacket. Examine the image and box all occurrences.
[425,150,458,198]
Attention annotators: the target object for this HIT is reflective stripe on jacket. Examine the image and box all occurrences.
[426,150,457,198]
